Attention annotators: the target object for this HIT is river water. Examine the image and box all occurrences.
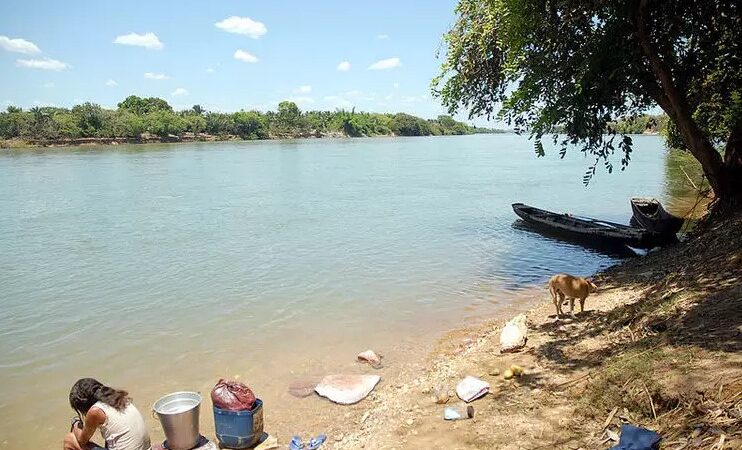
[0,134,694,448]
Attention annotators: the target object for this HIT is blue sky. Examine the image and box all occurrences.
[0,0,489,123]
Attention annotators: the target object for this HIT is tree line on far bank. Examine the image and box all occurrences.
[0,96,500,143]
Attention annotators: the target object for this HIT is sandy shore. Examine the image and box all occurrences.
[309,214,742,449]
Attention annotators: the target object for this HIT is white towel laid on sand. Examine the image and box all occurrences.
[456,376,490,402]
[315,374,381,405]
[499,313,528,353]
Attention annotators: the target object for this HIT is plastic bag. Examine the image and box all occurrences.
[211,379,256,411]
[499,314,528,353]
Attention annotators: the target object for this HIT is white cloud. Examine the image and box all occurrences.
[401,95,419,103]
[337,61,351,72]
[376,34,390,40]
[16,57,69,71]
[288,96,314,105]
[368,57,401,70]
[42,82,55,88]
[393,82,400,89]
[144,72,170,80]
[233,49,258,63]
[105,79,118,87]
[215,16,267,39]
[206,68,215,73]
[171,87,189,97]
[294,85,312,94]
[0,36,41,54]
[113,32,164,50]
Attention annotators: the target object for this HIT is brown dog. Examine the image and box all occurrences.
[548,274,598,318]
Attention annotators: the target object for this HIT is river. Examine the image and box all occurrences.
[0,134,697,448]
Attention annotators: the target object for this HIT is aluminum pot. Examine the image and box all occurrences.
[153,391,201,450]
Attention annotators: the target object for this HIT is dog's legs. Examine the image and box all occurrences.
[579,296,586,313]
[550,285,560,318]
[557,291,565,317]
[568,297,576,316]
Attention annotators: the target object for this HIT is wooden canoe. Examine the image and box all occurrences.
[512,203,662,248]
[630,197,684,235]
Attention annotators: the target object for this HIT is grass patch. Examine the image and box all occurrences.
[577,345,693,421]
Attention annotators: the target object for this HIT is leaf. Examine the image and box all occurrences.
[534,140,545,157]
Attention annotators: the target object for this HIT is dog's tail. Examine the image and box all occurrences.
[548,278,559,302]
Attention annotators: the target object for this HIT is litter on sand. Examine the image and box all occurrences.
[499,314,528,353]
[443,403,474,420]
[455,376,490,402]
[357,350,384,369]
[290,434,327,450]
[610,424,661,450]
[315,374,381,404]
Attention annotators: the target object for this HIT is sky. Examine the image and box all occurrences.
[0,0,493,125]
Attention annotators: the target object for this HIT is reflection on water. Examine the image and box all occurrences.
[663,148,711,218]
[0,134,688,448]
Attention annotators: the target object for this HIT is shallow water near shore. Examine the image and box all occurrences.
[0,134,695,448]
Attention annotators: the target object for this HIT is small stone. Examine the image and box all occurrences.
[335,434,344,442]
[433,387,450,404]
[490,368,500,376]
[405,418,414,426]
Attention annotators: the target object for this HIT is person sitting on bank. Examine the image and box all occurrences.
[63,378,151,450]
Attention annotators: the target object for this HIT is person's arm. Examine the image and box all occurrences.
[73,407,106,446]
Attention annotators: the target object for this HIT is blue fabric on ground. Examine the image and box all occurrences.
[289,435,303,450]
[610,424,661,450]
[306,433,327,450]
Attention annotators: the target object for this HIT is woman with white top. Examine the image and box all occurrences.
[63,378,151,450]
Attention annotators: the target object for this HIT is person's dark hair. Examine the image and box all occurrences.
[69,378,130,418]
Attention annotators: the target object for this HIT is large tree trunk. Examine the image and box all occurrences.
[634,0,742,210]
[721,124,742,208]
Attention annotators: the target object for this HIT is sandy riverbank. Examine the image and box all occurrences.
[304,213,742,449]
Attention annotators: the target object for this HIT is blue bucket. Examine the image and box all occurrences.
[213,399,264,449]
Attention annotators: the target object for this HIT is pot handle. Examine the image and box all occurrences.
[152,409,158,420]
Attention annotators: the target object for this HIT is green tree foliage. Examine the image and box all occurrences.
[233,111,268,139]
[205,112,234,136]
[144,110,186,137]
[275,101,303,131]
[52,111,82,138]
[0,106,29,138]
[434,0,742,207]
[610,114,667,135]
[390,113,432,136]
[1,97,496,143]
[71,102,105,137]
[118,95,173,115]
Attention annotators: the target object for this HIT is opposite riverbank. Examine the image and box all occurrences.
[316,213,741,449]
[0,129,506,150]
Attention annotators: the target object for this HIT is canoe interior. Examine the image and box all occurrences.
[630,197,684,234]
[632,199,661,218]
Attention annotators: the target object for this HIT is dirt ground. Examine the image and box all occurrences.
[308,213,742,449]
